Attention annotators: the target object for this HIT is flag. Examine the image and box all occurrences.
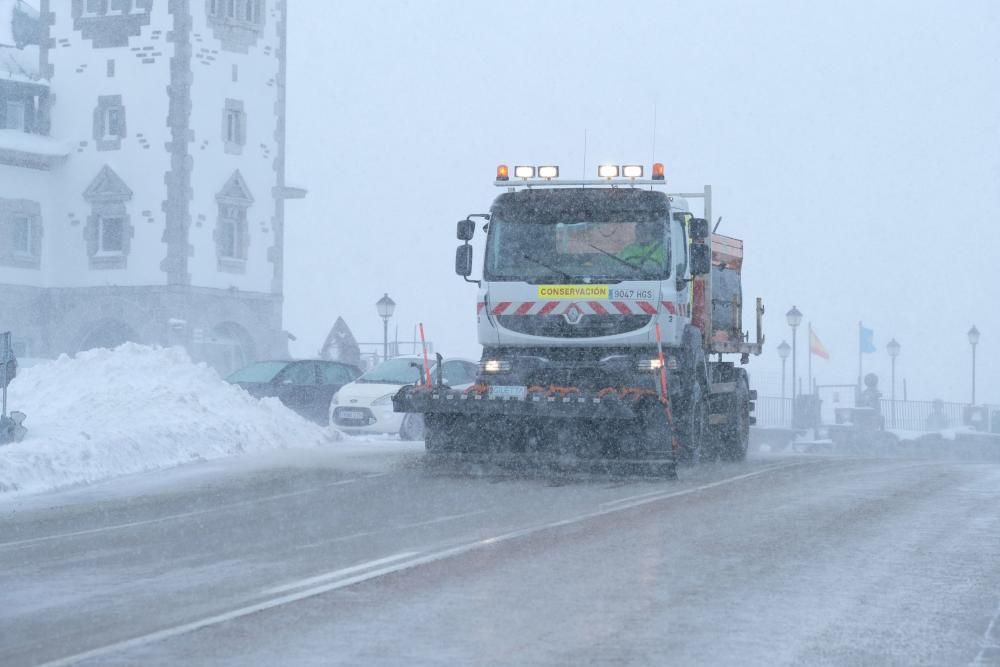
[810,328,830,359]
[859,324,876,354]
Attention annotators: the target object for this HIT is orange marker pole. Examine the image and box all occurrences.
[655,323,680,455]
[419,323,432,386]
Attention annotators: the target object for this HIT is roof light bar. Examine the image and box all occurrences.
[622,165,643,179]
[513,165,536,179]
[597,164,620,179]
[537,165,559,179]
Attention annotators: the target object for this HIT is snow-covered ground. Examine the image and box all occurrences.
[0,344,348,498]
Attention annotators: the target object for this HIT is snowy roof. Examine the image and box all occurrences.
[0,129,71,169]
[0,0,43,82]
[0,44,41,82]
[0,129,71,156]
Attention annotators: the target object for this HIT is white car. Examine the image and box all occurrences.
[329,356,478,439]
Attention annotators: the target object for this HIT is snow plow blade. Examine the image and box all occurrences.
[392,386,641,420]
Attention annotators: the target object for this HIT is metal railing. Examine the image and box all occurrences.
[753,394,997,433]
[754,396,793,429]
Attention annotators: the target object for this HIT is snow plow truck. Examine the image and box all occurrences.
[393,163,763,477]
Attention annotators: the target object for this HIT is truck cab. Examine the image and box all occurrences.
[396,162,761,474]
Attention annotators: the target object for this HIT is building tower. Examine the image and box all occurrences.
[0,0,301,374]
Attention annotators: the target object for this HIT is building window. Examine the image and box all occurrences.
[225,109,241,144]
[215,170,253,272]
[4,101,25,131]
[83,165,133,269]
[12,216,36,257]
[105,108,123,138]
[219,206,246,260]
[222,99,246,154]
[207,0,265,52]
[73,0,153,49]
[98,216,125,255]
[0,199,42,269]
[83,0,108,17]
[93,95,126,151]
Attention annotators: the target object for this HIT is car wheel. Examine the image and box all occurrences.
[399,413,425,441]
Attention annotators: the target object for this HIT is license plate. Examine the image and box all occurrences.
[339,409,366,420]
[488,385,527,400]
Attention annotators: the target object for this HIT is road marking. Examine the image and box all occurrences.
[35,461,815,667]
[0,478,361,551]
[599,461,809,511]
[259,552,420,595]
[973,598,1000,665]
[292,509,490,551]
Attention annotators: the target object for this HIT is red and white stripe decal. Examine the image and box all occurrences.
[538,301,560,316]
[482,300,692,317]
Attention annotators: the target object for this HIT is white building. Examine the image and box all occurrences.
[0,0,298,374]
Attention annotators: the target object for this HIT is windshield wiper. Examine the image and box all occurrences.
[587,243,645,274]
[521,253,573,282]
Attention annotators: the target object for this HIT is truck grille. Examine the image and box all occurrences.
[498,314,651,338]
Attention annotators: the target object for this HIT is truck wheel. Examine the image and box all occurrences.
[719,379,751,462]
[637,403,678,478]
[676,387,707,465]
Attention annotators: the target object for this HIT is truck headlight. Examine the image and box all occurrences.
[637,357,678,371]
[480,359,512,373]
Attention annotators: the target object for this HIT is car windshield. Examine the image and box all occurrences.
[225,361,289,383]
[356,358,430,384]
[485,218,669,282]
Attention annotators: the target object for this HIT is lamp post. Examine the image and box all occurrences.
[968,325,980,405]
[887,338,900,428]
[786,307,802,400]
[376,293,396,361]
[778,340,791,427]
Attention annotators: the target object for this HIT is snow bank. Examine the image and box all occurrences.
[0,344,339,498]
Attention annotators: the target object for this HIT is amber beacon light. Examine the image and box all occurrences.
[652,162,665,180]
[496,164,510,181]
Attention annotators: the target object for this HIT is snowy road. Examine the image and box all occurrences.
[2,446,999,666]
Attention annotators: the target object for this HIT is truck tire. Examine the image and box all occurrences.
[675,384,707,465]
[719,378,751,462]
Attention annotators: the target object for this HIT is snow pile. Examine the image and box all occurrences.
[0,344,338,497]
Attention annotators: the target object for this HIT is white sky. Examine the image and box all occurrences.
[284,0,1000,404]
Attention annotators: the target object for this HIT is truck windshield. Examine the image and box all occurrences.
[485,218,670,282]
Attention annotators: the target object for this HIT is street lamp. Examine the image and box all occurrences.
[786,306,802,399]
[376,293,396,361]
[968,325,980,405]
[887,338,900,428]
[778,340,791,426]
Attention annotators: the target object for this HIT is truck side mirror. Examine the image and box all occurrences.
[455,244,473,277]
[457,219,475,241]
[688,217,709,241]
[690,243,711,275]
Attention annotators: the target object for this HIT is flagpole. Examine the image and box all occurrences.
[857,321,863,399]
[808,322,813,395]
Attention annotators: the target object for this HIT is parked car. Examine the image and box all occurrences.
[226,359,361,425]
[330,355,478,439]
